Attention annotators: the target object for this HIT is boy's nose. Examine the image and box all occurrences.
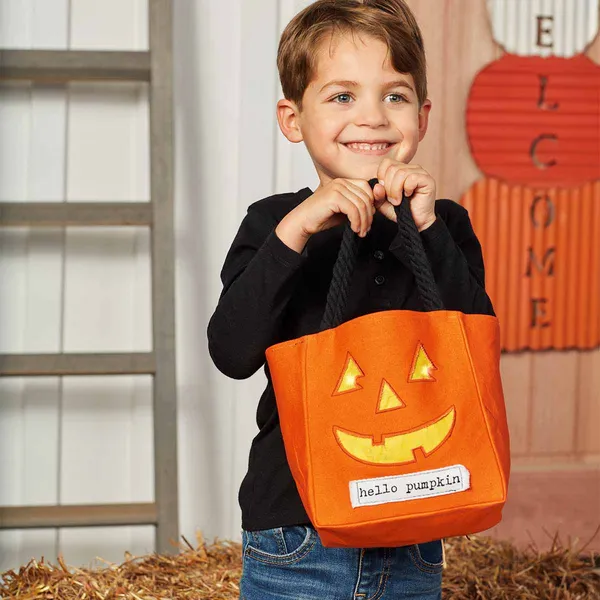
[356,100,389,127]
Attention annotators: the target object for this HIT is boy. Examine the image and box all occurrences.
[208,1,494,598]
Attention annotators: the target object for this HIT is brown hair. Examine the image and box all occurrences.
[277,0,427,111]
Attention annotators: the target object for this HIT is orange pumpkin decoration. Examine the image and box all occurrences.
[466,54,600,187]
[266,190,511,548]
[459,178,600,352]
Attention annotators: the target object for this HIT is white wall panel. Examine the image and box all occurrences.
[173,0,241,546]
[15,89,67,567]
[67,85,149,202]
[0,87,30,204]
[70,0,148,50]
[0,0,152,570]
[0,379,24,567]
[59,0,153,564]
[0,0,69,49]
[0,0,32,48]
[0,0,68,571]
[58,377,154,566]
[62,229,151,352]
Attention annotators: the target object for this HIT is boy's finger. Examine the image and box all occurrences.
[346,179,374,204]
[339,196,362,235]
[389,169,410,205]
[342,189,370,236]
[391,142,408,164]
[373,182,387,202]
[383,164,406,197]
[404,173,420,197]
[348,181,375,223]
[345,181,376,227]
[347,179,376,203]
[376,201,397,223]
[377,157,413,188]
[376,157,396,185]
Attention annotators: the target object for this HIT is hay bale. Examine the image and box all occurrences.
[1,533,598,599]
[442,535,600,599]
[0,533,241,600]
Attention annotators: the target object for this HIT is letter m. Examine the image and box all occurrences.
[525,247,555,277]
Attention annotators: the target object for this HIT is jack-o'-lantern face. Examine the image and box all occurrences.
[331,343,456,466]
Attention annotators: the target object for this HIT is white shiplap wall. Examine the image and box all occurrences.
[0,0,319,570]
[1,0,153,570]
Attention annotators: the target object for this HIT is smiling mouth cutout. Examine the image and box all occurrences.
[333,407,456,466]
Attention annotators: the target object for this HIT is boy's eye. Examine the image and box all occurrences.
[332,93,353,104]
[386,93,407,103]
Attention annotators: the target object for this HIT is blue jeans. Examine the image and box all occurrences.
[240,525,443,599]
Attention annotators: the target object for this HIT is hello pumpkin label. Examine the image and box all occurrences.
[350,464,471,508]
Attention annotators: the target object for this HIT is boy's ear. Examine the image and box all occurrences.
[418,99,432,142]
[277,98,304,143]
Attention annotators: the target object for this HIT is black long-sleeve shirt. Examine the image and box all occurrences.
[207,186,495,531]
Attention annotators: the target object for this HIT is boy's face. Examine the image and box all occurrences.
[277,32,431,189]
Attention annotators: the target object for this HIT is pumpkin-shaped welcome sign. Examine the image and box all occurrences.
[466,54,600,187]
[266,193,511,549]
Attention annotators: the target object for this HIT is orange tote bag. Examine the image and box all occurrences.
[265,181,511,548]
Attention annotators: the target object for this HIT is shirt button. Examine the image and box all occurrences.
[373,250,385,261]
[374,275,386,286]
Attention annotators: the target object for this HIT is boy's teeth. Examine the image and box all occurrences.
[347,143,390,150]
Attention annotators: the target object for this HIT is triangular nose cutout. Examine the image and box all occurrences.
[377,380,405,412]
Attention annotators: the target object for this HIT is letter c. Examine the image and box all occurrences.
[530,135,557,169]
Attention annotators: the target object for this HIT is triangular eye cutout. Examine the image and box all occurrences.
[409,343,437,382]
[333,353,365,395]
[377,379,405,412]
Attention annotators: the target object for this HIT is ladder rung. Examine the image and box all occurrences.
[0,353,155,377]
[0,50,151,82]
[0,202,153,227]
[0,503,157,529]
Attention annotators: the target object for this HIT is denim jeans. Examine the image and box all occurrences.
[239,525,443,599]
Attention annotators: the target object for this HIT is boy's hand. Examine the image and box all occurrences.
[276,178,375,253]
[373,157,437,232]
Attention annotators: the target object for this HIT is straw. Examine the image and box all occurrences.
[1,531,598,599]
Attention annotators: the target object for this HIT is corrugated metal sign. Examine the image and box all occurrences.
[460,179,600,351]
[466,54,600,188]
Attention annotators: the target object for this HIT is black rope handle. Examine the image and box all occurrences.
[393,184,444,313]
[320,178,443,331]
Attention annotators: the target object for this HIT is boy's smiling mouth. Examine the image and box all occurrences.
[342,141,397,155]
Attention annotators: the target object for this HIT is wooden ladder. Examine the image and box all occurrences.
[0,0,179,555]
